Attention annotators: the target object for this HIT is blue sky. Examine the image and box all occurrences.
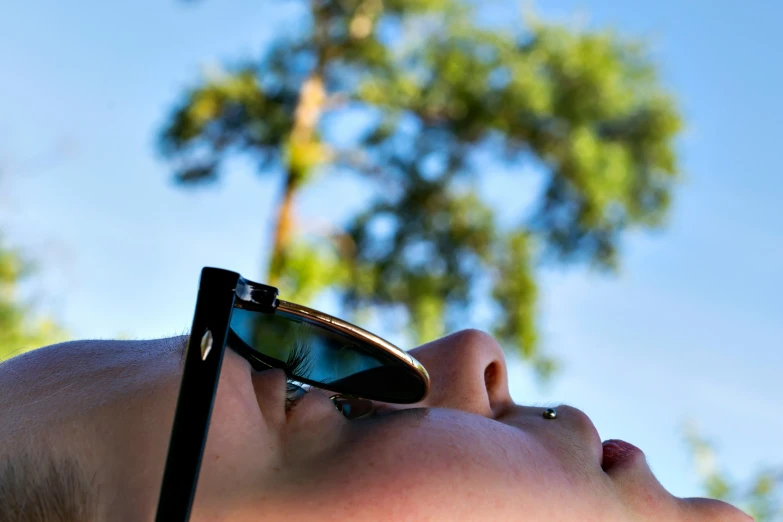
[1,0,781,504]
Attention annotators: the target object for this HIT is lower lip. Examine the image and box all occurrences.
[601,439,641,472]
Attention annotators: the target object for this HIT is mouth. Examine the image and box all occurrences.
[601,439,643,473]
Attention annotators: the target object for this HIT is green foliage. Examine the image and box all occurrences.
[159,0,682,375]
[275,238,350,304]
[684,423,782,521]
[160,67,296,183]
[345,176,495,343]
[0,241,66,363]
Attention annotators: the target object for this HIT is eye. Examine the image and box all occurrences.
[330,395,376,420]
[285,381,308,411]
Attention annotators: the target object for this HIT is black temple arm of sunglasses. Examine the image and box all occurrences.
[155,268,241,522]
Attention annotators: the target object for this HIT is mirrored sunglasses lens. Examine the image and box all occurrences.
[229,307,424,402]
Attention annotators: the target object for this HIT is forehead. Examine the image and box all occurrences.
[0,337,186,440]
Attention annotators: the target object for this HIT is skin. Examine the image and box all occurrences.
[0,330,751,521]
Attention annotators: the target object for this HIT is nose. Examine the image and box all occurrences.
[409,329,513,417]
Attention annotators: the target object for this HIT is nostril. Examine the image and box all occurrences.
[484,362,498,393]
[484,360,513,416]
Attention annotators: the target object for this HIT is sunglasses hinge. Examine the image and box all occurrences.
[235,277,279,312]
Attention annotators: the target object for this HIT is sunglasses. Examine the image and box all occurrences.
[154,267,430,522]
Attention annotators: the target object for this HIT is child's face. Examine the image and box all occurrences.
[1,330,750,521]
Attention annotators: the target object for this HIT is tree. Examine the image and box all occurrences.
[684,423,782,521]
[0,240,65,362]
[159,0,681,377]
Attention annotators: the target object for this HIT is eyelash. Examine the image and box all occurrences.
[280,341,378,419]
[282,340,314,410]
[282,340,315,381]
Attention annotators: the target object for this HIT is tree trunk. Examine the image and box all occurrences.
[267,74,326,286]
[266,0,329,287]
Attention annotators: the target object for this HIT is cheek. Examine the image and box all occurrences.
[284,413,594,521]
[206,350,268,454]
[195,367,275,504]
[210,374,264,438]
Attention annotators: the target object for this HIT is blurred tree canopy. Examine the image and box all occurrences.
[685,423,782,521]
[159,0,681,377]
[0,240,65,362]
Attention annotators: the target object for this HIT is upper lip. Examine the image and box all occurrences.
[556,404,605,468]
[497,404,605,469]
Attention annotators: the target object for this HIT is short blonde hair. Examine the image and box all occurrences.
[0,450,96,522]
